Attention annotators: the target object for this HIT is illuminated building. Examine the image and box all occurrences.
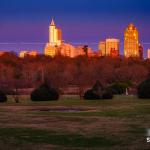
[45,43,76,58]
[29,51,38,57]
[124,23,140,57]
[98,39,120,57]
[106,39,120,56]
[45,43,94,58]
[45,19,63,57]
[98,41,106,56]
[19,51,28,58]
[75,46,94,57]
[59,44,74,57]
[45,19,94,58]
[44,44,56,57]
[148,49,150,59]
[55,43,75,57]
[49,19,62,46]
[19,50,38,58]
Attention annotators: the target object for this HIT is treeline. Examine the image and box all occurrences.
[0,52,149,95]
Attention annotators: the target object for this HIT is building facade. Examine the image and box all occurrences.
[49,19,62,46]
[19,50,38,58]
[45,19,94,58]
[98,41,106,56]
[106,39,120,56]
[45,19,63,57]
[148,49,150,59]
[124,23,140,57]
[98,39,120,57]
[44,44,56,57]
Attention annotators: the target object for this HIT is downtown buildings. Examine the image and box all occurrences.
[16,21,147,59]
[44,19,94,58]
[98,23,144,58]
[1,19,149,59]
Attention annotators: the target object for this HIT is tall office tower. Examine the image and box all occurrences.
[124,23,140,57]
[45,19,62,57]
[49,19,62,46]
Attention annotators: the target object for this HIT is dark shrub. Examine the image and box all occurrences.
[102,90,113,99]
[138,78,150,99]
[84,89,100,100]
[84,81,103,100]
[108,82,128,95]
[0,91,7,102]
[92,80,103,94]
[31,84,59,101]
[84,80,114,100]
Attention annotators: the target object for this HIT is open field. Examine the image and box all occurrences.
[0,95,150,150]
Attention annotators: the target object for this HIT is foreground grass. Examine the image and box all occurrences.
[28,95,150,118]
[31,106,150,118]
[1,95,150,110]
[0,95,150,149]
[0,128,120,148]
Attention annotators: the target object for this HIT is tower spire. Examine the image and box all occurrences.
[51,18,55,26]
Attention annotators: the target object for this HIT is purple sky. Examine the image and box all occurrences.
[0,0,150,57]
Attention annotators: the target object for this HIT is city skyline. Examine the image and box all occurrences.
[0,0,150,56]
[0,19,149,57]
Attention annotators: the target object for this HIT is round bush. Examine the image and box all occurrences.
[0,91,7,102]
[31,84,59,101]
[84,89,100,100]
[108,82,128,95]
[92,80,103,93]
[138,78,150,99]
[102,91,113,99]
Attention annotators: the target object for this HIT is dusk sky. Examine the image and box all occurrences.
[0,0,150,56]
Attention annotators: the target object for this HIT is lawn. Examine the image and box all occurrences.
[0,95,150,150]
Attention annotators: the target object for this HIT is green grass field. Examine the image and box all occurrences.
[0,95,150,150]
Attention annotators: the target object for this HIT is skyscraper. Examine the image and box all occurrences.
[124,23,140,57]
[49,19,62,46]
[45,19,94,58]
[45,19,63,57]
